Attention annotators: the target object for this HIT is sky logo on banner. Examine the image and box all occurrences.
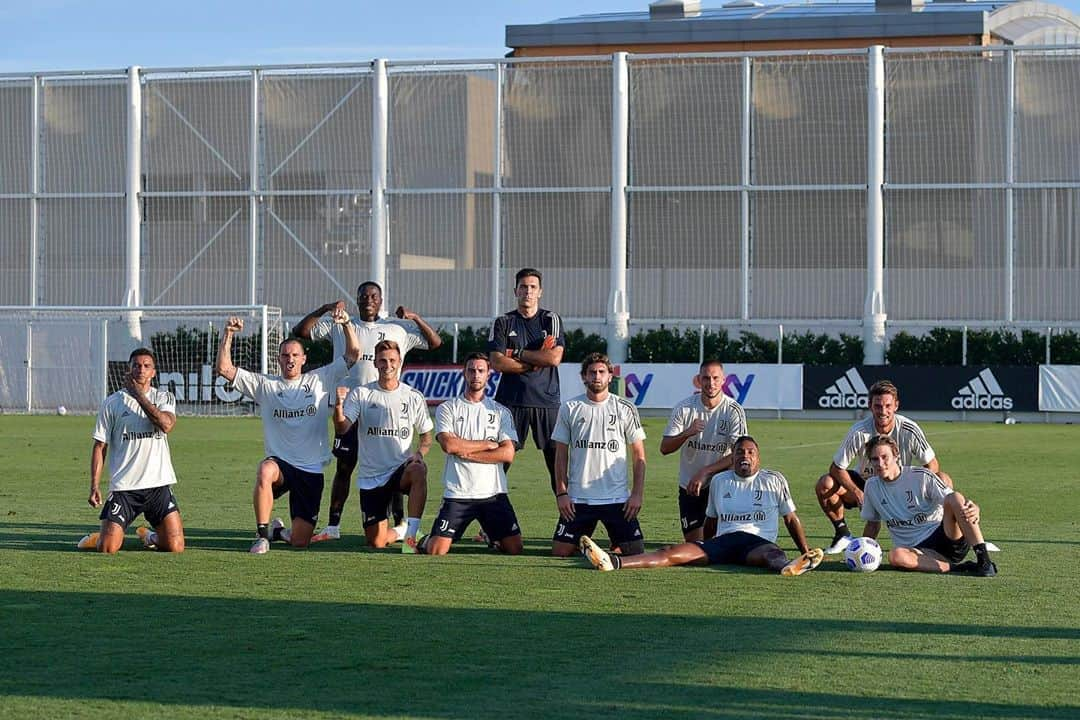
[612,366,653,406]
[818,368,868,409]
[952,369,1014,410]
[722,374,754,405]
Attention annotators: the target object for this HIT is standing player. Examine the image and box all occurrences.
[77,348,185,554]
[581,436,823,576]
[551,353,646,558]
[661,359,748,542]
[816,380,953,554]
[860,435,997,576]
[335,339,433,552]
[489,268,565,494]
[295,281,441,541]
[421,353,523,556]
[216,311,359,554]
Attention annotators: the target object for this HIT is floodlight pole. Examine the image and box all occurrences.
[608,52,630,363]
[864,46,886,365]
[125,66,144,343]
[371,59,389,310]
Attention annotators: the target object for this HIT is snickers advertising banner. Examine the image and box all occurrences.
[803,366,1038,412]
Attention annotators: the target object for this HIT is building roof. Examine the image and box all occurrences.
[505,0,1080,49]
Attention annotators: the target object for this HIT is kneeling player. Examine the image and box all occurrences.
[551,354,647,558]
[860,435,997,576]
[420,354,523,555]
[336,340,432,551]
[78,348,184,553]
[217,313,359,553]
[581,436,823,576]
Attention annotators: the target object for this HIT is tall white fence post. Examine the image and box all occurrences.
[124,66,144,345]
[371,59,389,307]
[864,46,887,365]
[608,52,630,363]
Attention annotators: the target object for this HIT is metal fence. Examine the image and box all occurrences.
[1,46,1079,360]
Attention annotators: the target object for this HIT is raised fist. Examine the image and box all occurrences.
[225,316,244,333]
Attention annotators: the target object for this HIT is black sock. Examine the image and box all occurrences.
[328,509,342,527]
[974,543,989,564]
[270,525,284,542]
[831,519,849,537]
[257,523,270,540]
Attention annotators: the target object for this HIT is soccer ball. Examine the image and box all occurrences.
[844,536,882,572]
[56,405,68,416]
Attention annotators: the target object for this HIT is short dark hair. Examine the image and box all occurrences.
[733,435,758,451]
[374,339,401,357]
[129,347,156,365]
[279,337,306,354]
[700,359,725,372]
[580,352,613,376]
[864,434,899,459]
[464,352,489,366]
[869,380,899,402]
[357,281,382,296]
[515,268,543,287]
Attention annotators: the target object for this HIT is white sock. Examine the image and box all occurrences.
[392,521,408,541]
[405,517,421,539]
[280,527,292,543]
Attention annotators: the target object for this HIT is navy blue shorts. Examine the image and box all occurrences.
[915,522,970,564]
[430,494,521,543]
[269,457,324,526]
[99,485,180,529]
[841,470,867,509]
[330,420,360,464]
[678,486,709,533]
[696,531,772,565]
[509,406,558,451]
[358,463,409,528]
[553,502,643,547]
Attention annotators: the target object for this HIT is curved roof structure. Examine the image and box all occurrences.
[506,0,1080,53]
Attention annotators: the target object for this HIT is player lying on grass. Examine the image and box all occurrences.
[859,434,997,577]
[581,436,823,576]
[418,353,523,556]
[217,311,359,554]
[78,348,184,553]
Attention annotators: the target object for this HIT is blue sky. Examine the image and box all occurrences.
[4,0,1079,73]
[0,1,627,72]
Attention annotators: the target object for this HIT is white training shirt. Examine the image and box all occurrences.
[861,466,953,547]
[435,395,517,500]
[92,388,178,492]
[231,357,349,474]
[310,317,426,388]
[664,393,748,489]
[552,393,647,505]
[342,381,434,489]
[705,468,795,543]
[833,413,936,477]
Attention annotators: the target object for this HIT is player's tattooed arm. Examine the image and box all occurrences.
[395,306,443,350]
[123,376,176,433]
[861,520,881,540]
[215,317,242,382]
[294,300,343,339]
[88,440,107,508]
[783,511,812,555]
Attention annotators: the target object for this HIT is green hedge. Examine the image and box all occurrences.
[887,328,1080,365]
[290,325,1080,368]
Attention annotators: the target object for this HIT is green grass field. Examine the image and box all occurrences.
[1,414,1077,720]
